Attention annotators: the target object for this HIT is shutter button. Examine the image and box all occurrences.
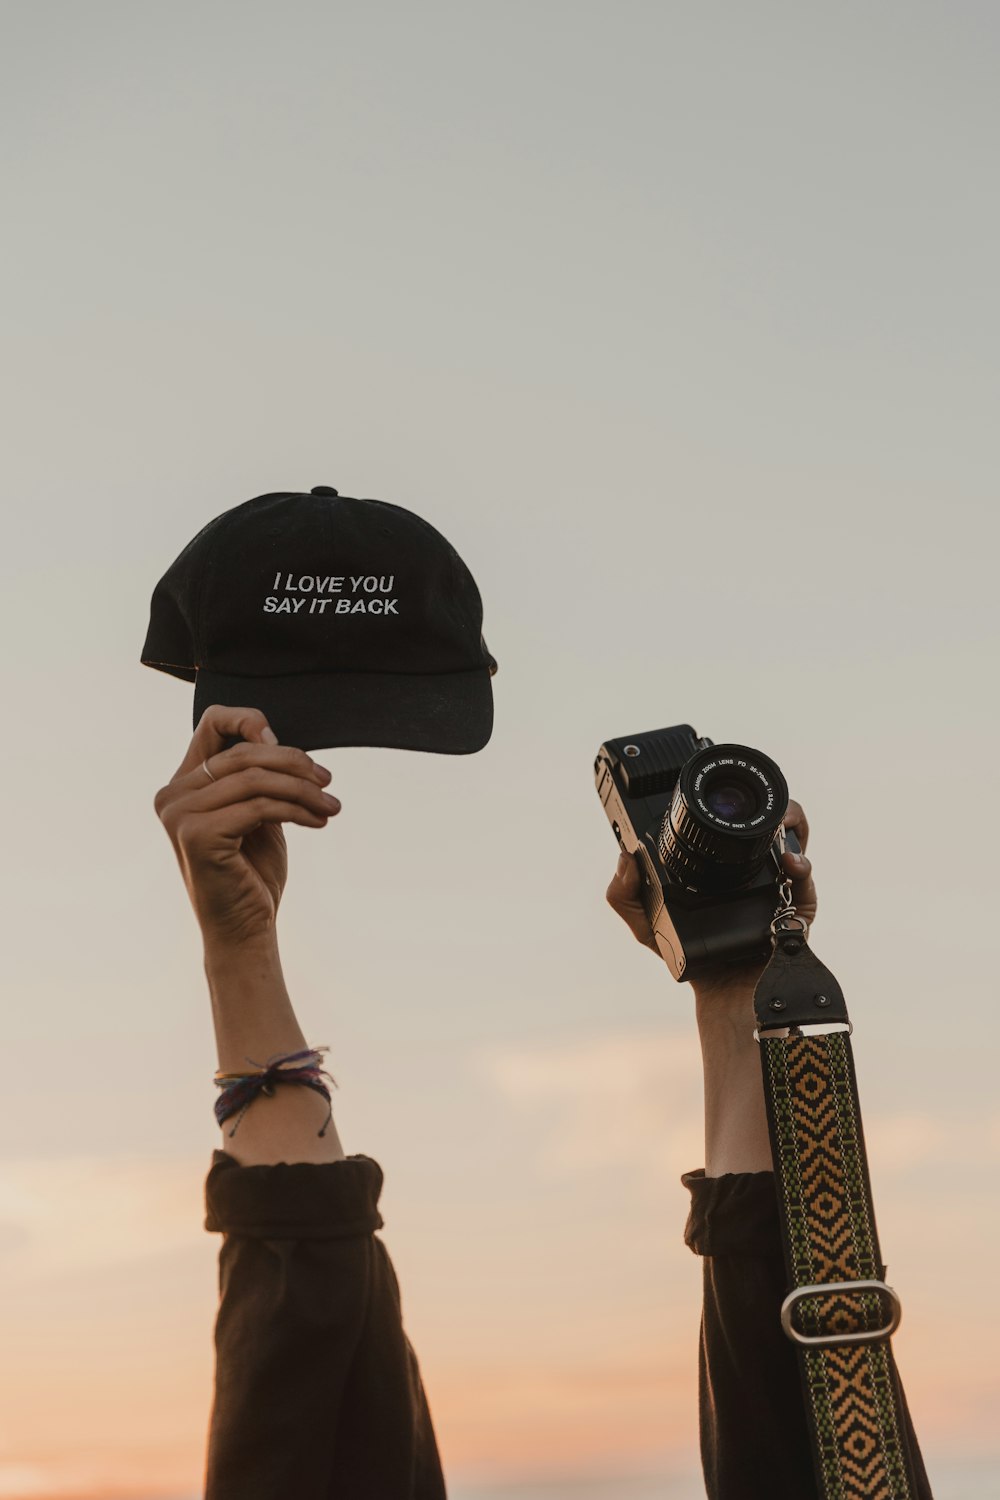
[311,486,339,496]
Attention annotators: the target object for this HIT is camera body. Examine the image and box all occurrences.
[595,724,798,983]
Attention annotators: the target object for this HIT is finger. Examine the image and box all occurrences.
[608,849,642,900]
[784,798,810,855]
[606,853,657,950]
[194,741,330,790]
[156,744,334,819]
[160,766,340,828]
[782,845,811,879]
[605,888,656,948]
[177,796,332,853]
[781,847,816,911]
[175,705,279,781]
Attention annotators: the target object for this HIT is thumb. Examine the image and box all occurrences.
[175,704,278,779]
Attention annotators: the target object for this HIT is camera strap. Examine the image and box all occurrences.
[753,909,919,1500]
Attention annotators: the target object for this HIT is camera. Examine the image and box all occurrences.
[595,724,798,982]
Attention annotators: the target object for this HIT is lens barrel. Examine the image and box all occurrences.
[657,743,788,892]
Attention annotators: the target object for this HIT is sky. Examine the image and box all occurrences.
[1,2,998,1496]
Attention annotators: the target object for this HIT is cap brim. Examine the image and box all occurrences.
[193,667,493,754]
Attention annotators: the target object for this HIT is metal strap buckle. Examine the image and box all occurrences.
[780,1280,902,1348]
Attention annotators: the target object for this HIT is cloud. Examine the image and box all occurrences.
[866,1110,1000,1173]
[864,1113,950,1171]
[0,1467,193,1500]
[482,1028,1000,1183]
[482,1030,704,1182]
[0,1156,206,1280]
[0,1466,50,1499]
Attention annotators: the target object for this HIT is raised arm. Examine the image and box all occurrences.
[153,704,446,1499]
[604,801,932,1500]
[606,798,816,1175]
[154,703,344,1164]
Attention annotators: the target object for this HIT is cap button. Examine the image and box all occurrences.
[311,485,339,496]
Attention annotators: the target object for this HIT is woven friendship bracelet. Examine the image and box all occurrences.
[214,1046,336,1138]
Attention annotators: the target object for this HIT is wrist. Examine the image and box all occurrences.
[692,955,762,1018]
[694,996,760,1086]
[202,935,305,1073]
[203,928,281,975]
[695,983,773,1176]
[693,980,756,1032]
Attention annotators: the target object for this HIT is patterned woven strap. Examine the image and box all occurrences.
[759,1026,918,1499]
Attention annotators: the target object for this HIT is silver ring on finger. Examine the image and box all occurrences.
[202,758,217,784]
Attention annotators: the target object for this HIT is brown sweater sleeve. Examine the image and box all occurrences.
[203,1150,446,1500]
[682,1169,933,1500]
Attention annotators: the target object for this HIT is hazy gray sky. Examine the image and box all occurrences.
[2,4,998,1496]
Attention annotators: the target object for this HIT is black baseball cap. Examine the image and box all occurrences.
[141,487,496,753]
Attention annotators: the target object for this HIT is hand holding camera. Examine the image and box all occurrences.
[607,800,816,993]
[600,725,820,1179]
[598,724,815,992]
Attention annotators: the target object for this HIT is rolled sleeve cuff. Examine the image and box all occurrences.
[205,1149,385,1239]
[681,1168,783,1258]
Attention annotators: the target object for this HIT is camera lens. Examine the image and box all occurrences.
[704,782,756,822]
[657,744,788,893]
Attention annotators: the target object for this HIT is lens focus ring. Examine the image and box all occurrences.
[657,744,788,893]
